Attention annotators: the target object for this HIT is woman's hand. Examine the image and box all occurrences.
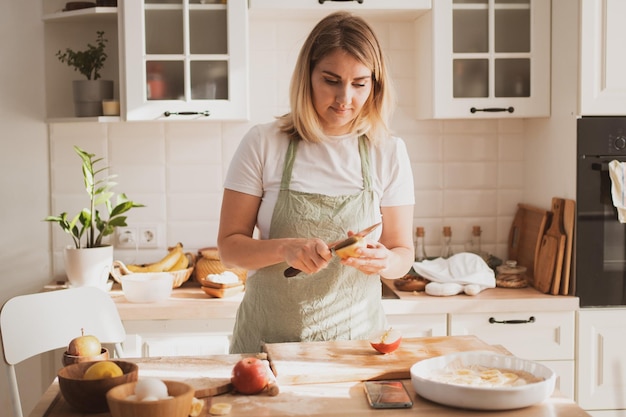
[282,238,334,275]
[339,240,390,275]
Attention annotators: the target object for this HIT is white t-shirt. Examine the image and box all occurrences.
[223,121,415,240]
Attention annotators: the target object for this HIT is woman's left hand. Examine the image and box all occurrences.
[340,240,390,275]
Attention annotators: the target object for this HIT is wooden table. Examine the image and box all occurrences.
[30,336,592,417]
[29,378,590,417]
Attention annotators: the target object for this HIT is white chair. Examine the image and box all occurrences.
[1,286,126,417]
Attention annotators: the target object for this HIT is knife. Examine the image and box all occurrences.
[283,222,382,278]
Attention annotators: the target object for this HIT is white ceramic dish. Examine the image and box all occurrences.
[120,273,174,303]
[410,351,556,410]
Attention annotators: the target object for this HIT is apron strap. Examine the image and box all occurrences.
[280,139,298,190]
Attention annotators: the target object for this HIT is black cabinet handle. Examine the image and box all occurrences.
[470,107,515,114]
[319,0,364,3]
[163,111,210,117]
[489,316,535,324]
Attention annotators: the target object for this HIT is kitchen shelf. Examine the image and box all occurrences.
[46,116,121,123]
[42,7,118,22]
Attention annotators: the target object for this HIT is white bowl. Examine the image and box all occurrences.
[120,273,174,303]
[410,351,556,410]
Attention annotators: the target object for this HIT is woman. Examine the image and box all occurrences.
[218,11,415,354]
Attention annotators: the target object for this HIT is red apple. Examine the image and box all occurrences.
[231,357,269,395]
[369,328,402,354]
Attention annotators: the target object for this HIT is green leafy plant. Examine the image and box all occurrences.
[56,31,108,80]
[45,146,144,249]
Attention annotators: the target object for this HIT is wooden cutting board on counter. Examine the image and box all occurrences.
[264,336,505,385]
[560,199,576,295]
[507,203,549,285]
[535,198,567,294]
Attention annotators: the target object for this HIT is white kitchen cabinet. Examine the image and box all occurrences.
[386,313,447,338]
[577,309,626,413]
[122,0,249,121]
[122,318,235,357]
[449,311,575,399]
[248,0,431,19]
[415,0,551,119]
[579,0,626,116]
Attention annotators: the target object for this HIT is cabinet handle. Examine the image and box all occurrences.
[470,107,515,114]
[489,316,535,324]
[163,111,210,117]
[319,0,364,4]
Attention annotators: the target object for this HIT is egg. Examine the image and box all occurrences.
[133,378,169,401]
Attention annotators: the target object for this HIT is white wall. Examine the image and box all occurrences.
[0,2,51,416]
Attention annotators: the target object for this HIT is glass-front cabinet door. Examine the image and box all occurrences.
[416,0,550,119]
[123,0,248,120]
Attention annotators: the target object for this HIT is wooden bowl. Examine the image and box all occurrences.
[106,380,195,417]
[58,360,139,413]
[62,347,109,366]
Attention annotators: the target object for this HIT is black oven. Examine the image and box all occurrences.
[576,117,626,307]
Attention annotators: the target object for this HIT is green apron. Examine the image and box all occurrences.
[229,136,386,354]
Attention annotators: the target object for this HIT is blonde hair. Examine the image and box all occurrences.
[278,11,395,144]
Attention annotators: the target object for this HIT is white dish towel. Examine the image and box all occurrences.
[608,160,626,223]
[412,253,495,297]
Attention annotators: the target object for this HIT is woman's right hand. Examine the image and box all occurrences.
[282,238,333,275]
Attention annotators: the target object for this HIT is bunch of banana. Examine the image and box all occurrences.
[126,242,189,272]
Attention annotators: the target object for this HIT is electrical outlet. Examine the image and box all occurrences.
[115,224,160,248]
[139,226,158,248]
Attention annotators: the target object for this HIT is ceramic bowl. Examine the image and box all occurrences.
[410,351,556,410]
[120,272,174,303]
[106,380,195,417]
[58,360,139,413]
[62,347,109,366]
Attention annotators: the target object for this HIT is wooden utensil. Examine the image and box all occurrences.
[507,203,549,285]
[264,335,505,385]
[560,199,576,295]
[534,198,566,294]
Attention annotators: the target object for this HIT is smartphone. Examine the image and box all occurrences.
[363,380,413,409]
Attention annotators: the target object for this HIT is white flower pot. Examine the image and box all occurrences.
[63,245,114,290]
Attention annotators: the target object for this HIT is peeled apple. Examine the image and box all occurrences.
[334,237,367,259]
[369,328,402,354]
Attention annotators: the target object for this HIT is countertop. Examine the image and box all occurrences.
[45,278,580,321]
[113,279,578,321]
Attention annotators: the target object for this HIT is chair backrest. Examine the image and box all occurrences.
[0,287,126,417]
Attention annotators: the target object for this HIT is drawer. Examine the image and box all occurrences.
[386,314,447,338]
[449,311,575,361]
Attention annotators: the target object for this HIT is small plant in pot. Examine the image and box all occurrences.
[56,31,114,117]
[45,146,144,288]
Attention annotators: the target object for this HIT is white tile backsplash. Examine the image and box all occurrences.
[47,15,524,276]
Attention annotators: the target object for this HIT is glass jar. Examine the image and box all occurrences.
[441,226,454,259]
[414,227,428,262]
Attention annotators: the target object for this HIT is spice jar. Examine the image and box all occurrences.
[495,260,528,288]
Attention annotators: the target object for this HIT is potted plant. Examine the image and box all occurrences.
[56,31,114,117]
[45,146,144,288]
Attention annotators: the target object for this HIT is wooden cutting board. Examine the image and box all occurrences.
[560,199,576,295]
[507,203,549,285]
[127,355,241,397]
[535,198,566,294]
[264,336,505,385]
